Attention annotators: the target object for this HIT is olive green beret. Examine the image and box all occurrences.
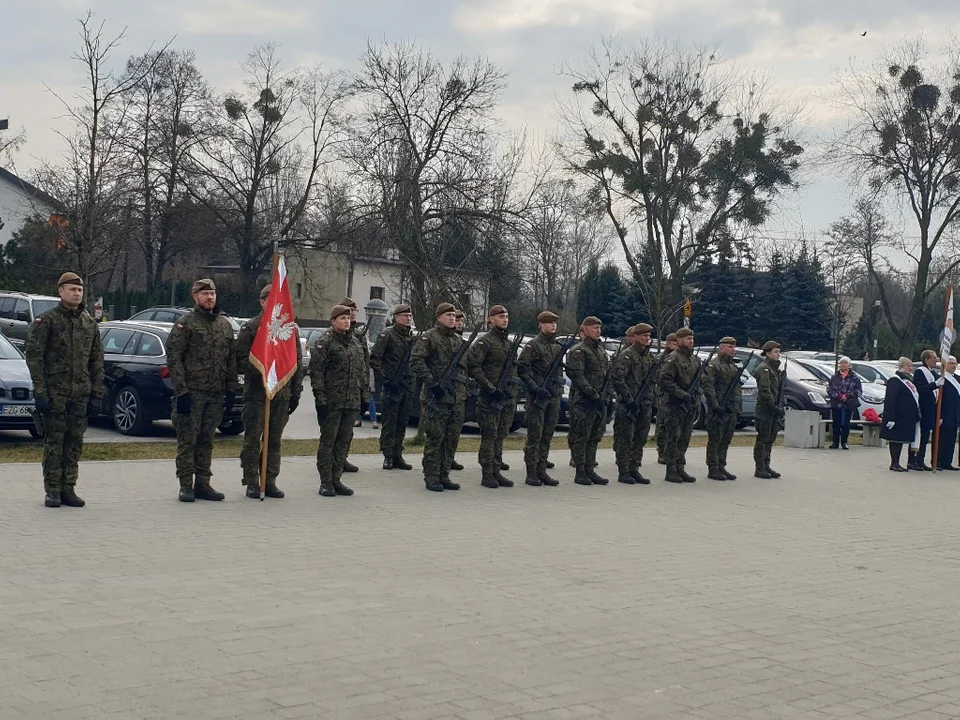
[633,323,654,335]
[393,303,412,316]
[436,302,456,317]
[330,304,351,321]
[488,304,508,317]
[666,332,678,342]
[581,316,602,327]
[675,327,694,339]
[719,336,737,345]
[192,278,216,293]
[57,272,83,287]
[762,340,781,354]
[339,297,357,309]
[537,311,559,323]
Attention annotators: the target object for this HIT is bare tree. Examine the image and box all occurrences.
[36,12,169,285]
[831,39,960,354]
[345,40,535,320]
[557,37,804,332]
[186,45,348,311]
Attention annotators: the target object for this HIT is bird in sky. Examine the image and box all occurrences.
[861,31,867,36]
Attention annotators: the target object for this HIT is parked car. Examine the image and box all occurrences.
[0,292,61,349]
[734,348,831,418]
[792,358,886,420]
[0,331,40,437]
[126,306,243,336]
[849,360,894,385]
[97,321,245,435]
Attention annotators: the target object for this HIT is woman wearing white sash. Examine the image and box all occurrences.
[912,349,940,470]
[881,357,921,472]
[935,356,960,471]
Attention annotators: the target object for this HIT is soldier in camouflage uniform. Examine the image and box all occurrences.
[370,303,416,471]
[410,303,466,492]
[25,272,105,508]
[467,305,520,489]
[611,323,656,485]
[517,310,563,487]
[658,327,702,484]
[310,305,368,497]
[448,309,468,472]
[338,297,368,473]
[566,316,610,486]
[752,340,785,479]
[703,336,742,481]
[655,332,679,464]
[167,279,239,502]
[236,284,304,499]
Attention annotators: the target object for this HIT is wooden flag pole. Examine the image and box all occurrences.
[259,250,281,500]
[932,285,952,471]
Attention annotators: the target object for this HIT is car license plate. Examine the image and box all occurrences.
[238,374,245,385]
[0,405,33,416]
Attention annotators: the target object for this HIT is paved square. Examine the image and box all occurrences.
[3,446,960,719]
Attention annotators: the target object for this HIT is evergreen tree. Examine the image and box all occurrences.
[576,261,626,334]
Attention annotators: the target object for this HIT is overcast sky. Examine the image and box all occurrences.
[4,0,960,237]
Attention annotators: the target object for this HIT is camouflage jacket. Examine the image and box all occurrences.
[351,321,371,370]
[566,337,608,402]
[309,328,368,410]
[703,354,742,414]
[166,305,239,396]
[410,323,465,406]
[370,323,415,389]
[25,302,105,401]
[235,311,304,402]
[611,343,656,406]
[658,347,702,408]
[517,331,564,398]
[467,327,518,406]
[753,356,784,418]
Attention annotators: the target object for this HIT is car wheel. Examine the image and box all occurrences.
[693,401,705,430]
[218,419,244,435]
[510,412,525,432]
[29,423,42,439]
[113,386,151,436]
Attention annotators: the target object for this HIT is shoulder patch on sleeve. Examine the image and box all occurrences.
[572,349,581,354]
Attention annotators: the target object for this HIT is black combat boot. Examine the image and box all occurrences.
[45,492,61,508]
[194,482,225,501]
[586,467,609,485]
[265,484,284,499]
[341,459,359,473]
[425,478,444,492]
[393,456,413,470]
[178,477,194,502]
[498,460,510,471]
[450,458,464,471]
[246,483,260,499]
[617,470,636,484]
[766,464,781,479]
[677,463,697,483]
[707,466,727,481]
[630,469,651,485]
[574,468,592,485]
[382,456,394,470]
[332,479,354,496]
[537,468,559,486]
[754,466,772,479]
[525,465,542,487]
[495,470,514,488]
[545,460,555,469]
[318,480,336,497]
[721,467,737,480]
[569,457,576,467]
[481,468,499,489]
[60,487,85,507]
[657,454,667,465]
[664,463,684,483]
[441,478,460,491]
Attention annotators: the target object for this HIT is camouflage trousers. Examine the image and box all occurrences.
[706,410,738,470]
[568,400,607,470]
[613,403,652,472]
[523,396,560,471]
[41,397,89,493]
[477,403,513,471]
[379,387,414,459]
[316,408,355,488]
[661,405,695,465]
[450,401,466,459]
[240,396,291,488]
[753,415,778,469]
[420,401,458,483]
[655,403,667,459]
[173,391,224,490]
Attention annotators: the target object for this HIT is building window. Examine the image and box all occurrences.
[296,283,302,299]
[370,286,384,300]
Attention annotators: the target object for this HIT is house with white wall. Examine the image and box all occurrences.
[0,167,58,247]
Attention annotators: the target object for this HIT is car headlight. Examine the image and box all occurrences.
[862,390,884,403]
[808,391,829,406]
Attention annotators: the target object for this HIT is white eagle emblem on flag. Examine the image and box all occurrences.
[267,302,295,345]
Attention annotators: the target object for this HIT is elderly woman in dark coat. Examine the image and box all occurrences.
[881,357,921,472]
[912,348,939,470]
[827,356,863,449]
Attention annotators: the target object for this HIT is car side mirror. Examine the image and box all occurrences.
[15,311,29,322]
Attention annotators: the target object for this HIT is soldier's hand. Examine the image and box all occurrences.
[176,393,192,416]
[87,396,102,418]
[34,396,52,415]
[288,396,300,415]
[429,385,446,401]
[488,388,506,402]
[224,391,236,413]
[315,404,329,423]
[534,387,551,402]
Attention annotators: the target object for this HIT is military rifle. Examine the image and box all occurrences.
[626,346,667,419]
[425,328,480,413]
[488,333,526,412]
[682,345,717,411]
[384,330,424,400]
[593,337,627,414]
[530,336,576,409]
[713,350,755,422]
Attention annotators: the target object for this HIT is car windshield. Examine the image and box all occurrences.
[0,332,22,359]
[32,299,59,317]
[223,315,241,333]
[786,361,822,383]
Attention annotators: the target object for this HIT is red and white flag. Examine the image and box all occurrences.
[250,256,299,399]
[941,286,955,364]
